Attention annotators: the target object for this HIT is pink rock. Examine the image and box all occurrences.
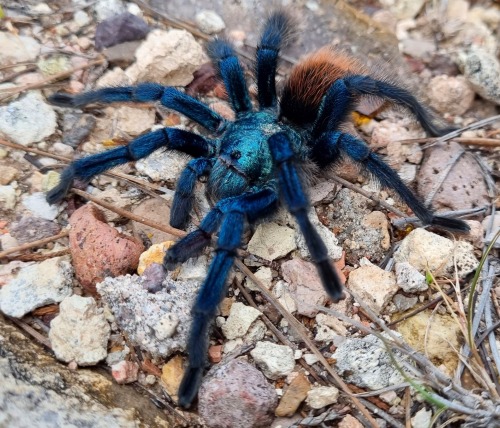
[199,359,278,428]
[69,204,145,294]
[428,75,475,115]
[111,360,139,384]
[282,259,330,317]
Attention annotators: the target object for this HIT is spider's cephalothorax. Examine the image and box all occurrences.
[47,10,469,408]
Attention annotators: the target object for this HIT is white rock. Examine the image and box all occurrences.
[126,29,206,86]
[153,313,179,340]
[221,302,261,340]
[314,325,336,343]
[303,353,319,365]
[250,341,295,380]
[395,261,428,293]
[195,10,226,34]
[0,33,40,66]
[22,192,62,221]
[0,92,56,146]
[95,0,126,21]
[74,10,91,27]
[0,257,73,318]
[272,281,297,314]
[49,295,110,366]
[247,222,296,261]
[245,266,273,291]
[316,313,347,336]
[348,265,398,314]
[428,75,475,115]
[394,229,479,278]
[244,319,267,343]
[136,149,189,183]
[295,209,342,261]
[411,407,432,428]
[333,334,406,390]
[178,255,208,282]
[306,386,340,409]
[0,185,17,210]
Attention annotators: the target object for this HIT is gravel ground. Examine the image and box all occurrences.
[0,0,499,427]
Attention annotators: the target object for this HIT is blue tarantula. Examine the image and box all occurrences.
[47,11,469,408]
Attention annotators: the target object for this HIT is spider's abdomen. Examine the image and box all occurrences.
[206,111,294,200]
[280,47,365,126]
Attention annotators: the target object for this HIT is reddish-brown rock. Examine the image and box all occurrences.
[69,204,144,294]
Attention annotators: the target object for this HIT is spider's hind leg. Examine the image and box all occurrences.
[175,187,279,408]
[312,131,470,232]
[47,128,215,204]
[313,75,456,138]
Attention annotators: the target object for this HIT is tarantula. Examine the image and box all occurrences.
[47,11,469,408]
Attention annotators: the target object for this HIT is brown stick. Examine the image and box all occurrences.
[71,189,185,238]
[0,58,106,101]
[0,230,70,259]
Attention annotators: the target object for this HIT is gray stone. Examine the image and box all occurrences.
[250,341,295,380]
[95,0,127,21]
[95,12,149,50]
[135,148,188,184]
[97,273,200,357]
[62,113,96,148]
[0,92,56,146]
[0,257,73,318]
[333,334,406,390]
[49,295,110,366]
[195,10,226,34]
[199,359,278,428]
[10,216,61,244]
[395,262,428,293]
[458,47,500,105]
[393,294,418,312]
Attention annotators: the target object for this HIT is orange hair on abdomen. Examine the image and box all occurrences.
[280,47,365,126]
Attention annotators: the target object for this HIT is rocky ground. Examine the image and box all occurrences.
[0,0,499,427]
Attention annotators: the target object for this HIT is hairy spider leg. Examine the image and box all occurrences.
[256,10,294,109]
[207,39,252,115]
[46,128,215,204]
[268,132,344,300]
[170,158,215,230]
[312,75,457,138]
[176,187,279,408]
[313,131,470,232]
[48,83,225,133]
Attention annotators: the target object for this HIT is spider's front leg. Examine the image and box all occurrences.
[49,83,225,133]
[268,132,344,301]
[175,186,279,408]
[46,128,215,204]
[311,131,470,232]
